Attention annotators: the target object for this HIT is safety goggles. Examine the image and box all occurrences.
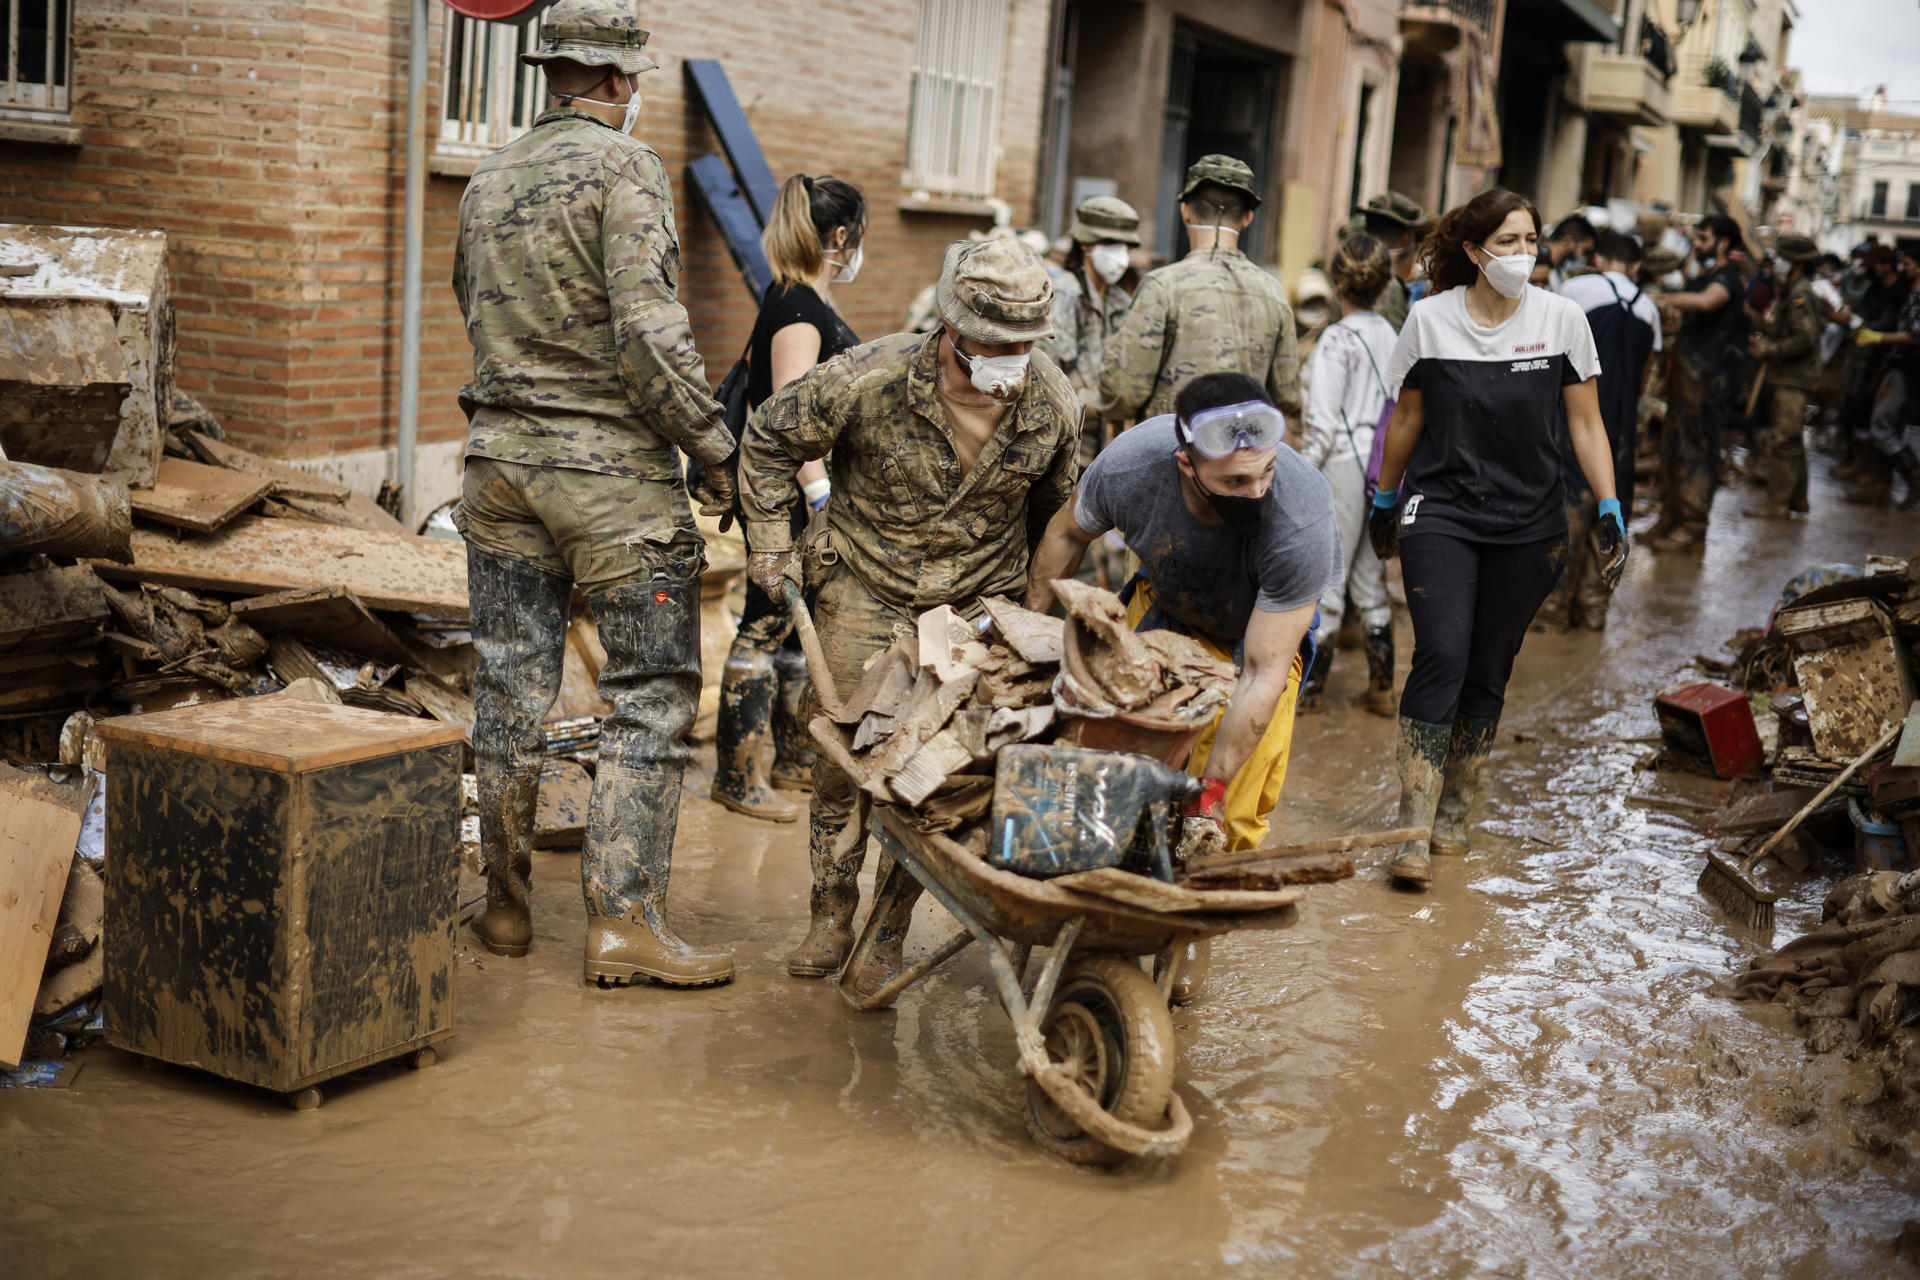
[1176,400,1286,459]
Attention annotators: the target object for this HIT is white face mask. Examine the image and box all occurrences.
[573,74,642,135]
[1661,270,1685,291]
[952,338,1030,402]
[829,244,863,284]
[1471,245,1534,299]
[1772,258,1791,281]
[1089,243,1130,285]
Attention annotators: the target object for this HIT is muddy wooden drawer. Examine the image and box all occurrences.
[1776,598,1915,761]
[97,694,465,1106]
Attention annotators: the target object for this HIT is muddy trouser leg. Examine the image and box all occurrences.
[1663,364,1720,536]
[1400,533,1565,868]
[769,645,817,791]
[457,459,575,957]
[797,570,913,979]
[1765,387,1811,511]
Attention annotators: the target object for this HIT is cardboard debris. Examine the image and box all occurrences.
[128,455,273,534]
[101,516,469,618]
[0,565,108,654]
[0,765,85,1067]
[979,595,1064,665]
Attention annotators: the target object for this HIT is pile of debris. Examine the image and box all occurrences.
[1655,553,1918,877]
[814,582,1236,854]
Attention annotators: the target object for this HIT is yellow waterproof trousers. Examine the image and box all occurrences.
[1123,581,1303,852]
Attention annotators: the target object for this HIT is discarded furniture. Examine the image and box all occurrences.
[99,694,465,1108]
[1776,598,1915,761]
[0,224,173,486]
[1655,682,1764,779]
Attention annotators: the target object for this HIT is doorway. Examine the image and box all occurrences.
[1152,23,1282,263]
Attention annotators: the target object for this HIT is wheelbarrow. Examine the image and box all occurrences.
[841,803,1302,1166]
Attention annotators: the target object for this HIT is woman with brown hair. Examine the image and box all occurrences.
[710,172,866,823]
[1297,232,1399,715]
[1366,188,1627,888]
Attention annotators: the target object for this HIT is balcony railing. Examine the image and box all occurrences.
[1740,83,1763,142]
[1401,0,1493,31]
[1639,19,1676,82]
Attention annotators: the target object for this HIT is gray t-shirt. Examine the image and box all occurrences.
[1073,415,1340,642]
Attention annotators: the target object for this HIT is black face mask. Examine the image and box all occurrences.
[1188,465,1265,531]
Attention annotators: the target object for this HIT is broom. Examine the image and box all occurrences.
[1697,722,1901,931]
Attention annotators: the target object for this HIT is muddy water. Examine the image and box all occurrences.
[8,475,1918,1278]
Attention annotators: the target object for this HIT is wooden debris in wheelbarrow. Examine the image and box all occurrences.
[1049,866,1303,914]
[978,595,1064,665]
[1181,827,1427,889]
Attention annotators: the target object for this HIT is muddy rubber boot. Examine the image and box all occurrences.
[1389,716,1452,887]
[1361,623,1396,717]
[1430,713,1498,859]
[581,574,734,989]
[769,645,817,793]
[788,811,860,977]
[467,546,571,957]
[1296,643,1332,714]
[1897,451,1920,512]
[1169,937,1211,1006]
[710,642,799,823]
[848,864,922,1006]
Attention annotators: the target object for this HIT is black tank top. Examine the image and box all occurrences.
[746,283,859,409]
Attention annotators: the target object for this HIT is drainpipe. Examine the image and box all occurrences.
[397,0,429,531]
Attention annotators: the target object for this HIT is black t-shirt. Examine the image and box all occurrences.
[1673,260,1748,370]
[1385,286,1601,544]
[747,282,859,409]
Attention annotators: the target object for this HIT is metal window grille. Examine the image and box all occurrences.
[0,0,71,119]
[905,0,1009,198]
[440,12,545,154]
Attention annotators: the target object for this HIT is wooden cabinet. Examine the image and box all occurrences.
[98,694,465,1103]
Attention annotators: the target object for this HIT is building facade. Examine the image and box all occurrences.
[1814,91,1920,257]
[0,0,1054,511]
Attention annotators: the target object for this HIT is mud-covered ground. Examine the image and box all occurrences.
[8,472,1919,1279]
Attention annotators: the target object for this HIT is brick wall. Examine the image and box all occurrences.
[0,0,1053,467]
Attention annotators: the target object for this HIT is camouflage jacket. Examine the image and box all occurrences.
[1097,245,1301,421]
[1039,264,1132,408]
[1750,277,1823,392]
[739,331,1081,610]
[1373,274,1410,333]
[453,105,733,480]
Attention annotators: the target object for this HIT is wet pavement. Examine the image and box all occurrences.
[8,469,1919,1279]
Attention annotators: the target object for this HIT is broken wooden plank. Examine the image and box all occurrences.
[1184,826,1430,879]
[1050,866,1303,914]
[97,516,468,618]
[1708,784,1846,836]
[230,585,420,667]
[0,565,108,654]
[1182,850,1355,889]
[0,766,84,1067]
[127,455,274,533]
[0,648,110,714]
[268,489,407,536]
[407,671,475,740]
[181,430,353,502]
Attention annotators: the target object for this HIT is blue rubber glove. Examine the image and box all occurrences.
[1368,487,1402,561]
[1594,497,1628,590]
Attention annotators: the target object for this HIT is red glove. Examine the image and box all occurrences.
[1185,778,1228,820]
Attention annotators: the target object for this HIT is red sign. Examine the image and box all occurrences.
[443,0,546,20]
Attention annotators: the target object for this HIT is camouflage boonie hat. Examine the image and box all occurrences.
[1178,154,1262,209]
[1642,245,1684,274]
[1775,232,1820,263]
[936,239,1054,344]
[1357,191,1423,227]
[521,0,658,74]
[1068,195,1141,246]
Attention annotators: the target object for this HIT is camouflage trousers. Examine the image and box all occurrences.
[1759,386,1811,512]
[807,564,913,833]
[1657,360,1724,536]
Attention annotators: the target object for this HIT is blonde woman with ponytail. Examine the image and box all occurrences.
[711,172,868,824]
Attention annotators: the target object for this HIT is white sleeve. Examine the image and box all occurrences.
[1562,298,1602,381]
[1385,305,1423,390]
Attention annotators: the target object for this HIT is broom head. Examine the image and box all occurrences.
[1697,846,1778,933]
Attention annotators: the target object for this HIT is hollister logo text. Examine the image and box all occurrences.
[1513,342,1546,354]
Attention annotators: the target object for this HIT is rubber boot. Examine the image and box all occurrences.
[848,860,921,1005]
[1897,450,1920,513]
[1361,623,1397,717]
[1389,716,1452,887]
[1430,713,1498,859]
[710,642,799,823]
[1846,468,1895,507]
[769,645,817,793]
[788,811,860,977]
[581,574,734,988]
[467,546,571,957]
[1296,642,1333,714]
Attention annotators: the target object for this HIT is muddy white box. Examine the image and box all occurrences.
[97,695,464,1101]
[1777,598,1915,762]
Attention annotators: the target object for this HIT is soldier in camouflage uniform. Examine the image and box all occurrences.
[452,0,737,989]
[1743,234,1824,519]
[1040,195,1141,458]
[1099,155,1300,423]
[740,239,1080,996]
[1356,191,1424,333]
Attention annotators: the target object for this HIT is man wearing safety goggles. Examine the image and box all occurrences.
[1027,371,1340,860]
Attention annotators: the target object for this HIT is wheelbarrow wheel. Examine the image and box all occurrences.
[1024,956,1176,1167]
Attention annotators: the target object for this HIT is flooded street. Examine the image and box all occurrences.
[8,472,1917,1279]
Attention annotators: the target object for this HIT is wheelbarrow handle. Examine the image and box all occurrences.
[781,578,844,721]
